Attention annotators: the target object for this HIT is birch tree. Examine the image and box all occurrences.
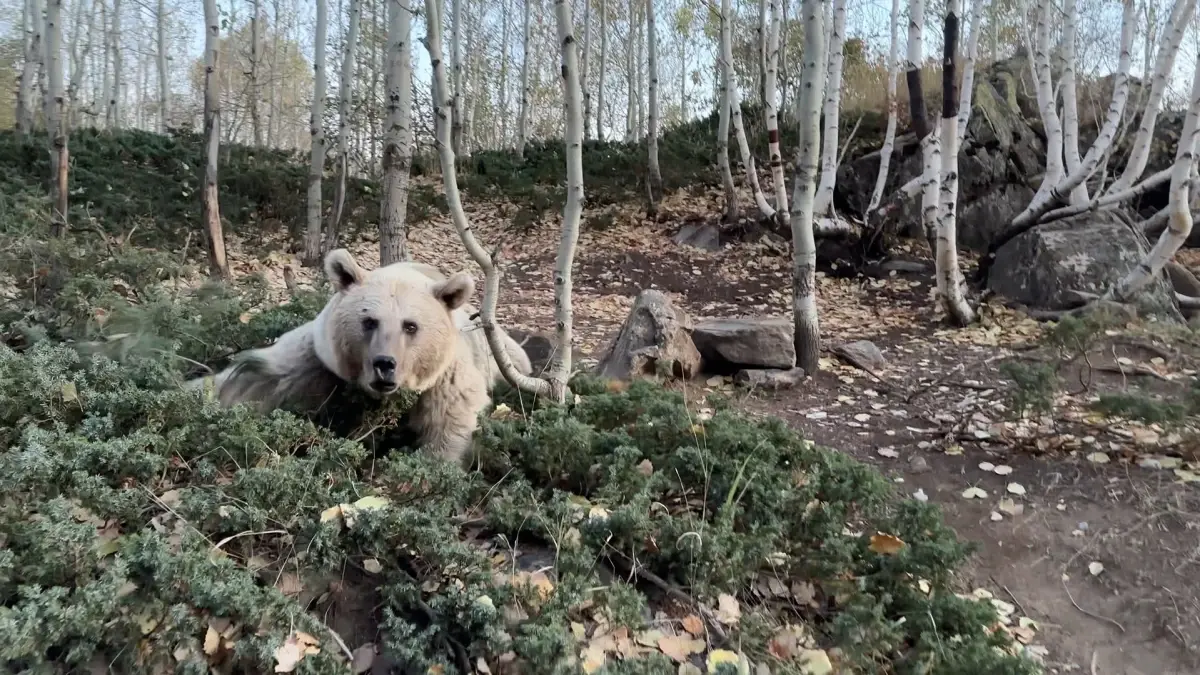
[201,0,230,278]
[597,0,606,141]
[304,0,329,265]
[107,0,121,128]
[249,0,264,146]
[906,0,940,255]
[45,0,68,237]
[156,0,168,131]
[717,8,739,223]
[646,0,662,210]
[721,0,776,220]
[380,0,413,265]
[18,0,44,135]
[1105,0,1196,196]
[1058,0,1085,205]
[581,0,592,139]
[791,0,825,374]
[764,0,788,226]
[812,0,846,219]
[421,0,584,403]
[934,0,975,325]
[450,0,463,153]
[516,0,531,155]
[866,0,901,216]
[326,0,362,253]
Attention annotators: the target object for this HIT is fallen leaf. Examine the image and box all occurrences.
[61,381,79,403]
[637,459,654,476]
[1086,452,1110,464]
[352,644,375,673]
[580,645,606,673]
[1088,561,1104,576]
[877,447,899,458]
[705,650,740,671]
[912,488,928,502]
[657,635,704,662]
[868,532,906,555]
[1006,483,1027,496]
[978,462,995,472]
[352,495,390,511]
[998,498,1024,516]
[715,593,741,624]
[203,626,221,656]
[990,511,1003,521]
[993,464,1013,475]
[798,648,834,674]
[363,558,383,574]
[961,486,988,499]
[681,615,704,636]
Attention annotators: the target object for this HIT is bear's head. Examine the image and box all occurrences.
[322,249,474,396]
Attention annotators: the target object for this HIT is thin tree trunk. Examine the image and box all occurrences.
[757,0,767,105]
[791,0,824,375]
[66,0,85,129]
[635,0,644,137]
[380,0,413,265]
[202,0,229,277]
[867,0,901,215]
[46,0,68,236]
[1109,51,1200,301]
[517,0,531,155]
[304,0,329,265]
[99,0,109,127]
[462,10,476,156]
[723,0,776,220]
[764,0,788,224]
[907,0,939,255]
[935,0,974,325]
[107,0,120,128]
[1107,0,1196,195]
[597,0,606,141]
[498,0,511,147]
[646,0,661,210]
[156,0,169,131]
[422,0,556,398]
[955,0,982,148]
[18,0,43,134]
[812,0,846,217]
[1059,0,1085,204]
[325,0,361,253]
[250,0,263,146]
[450,0,463,153]
[717,8,739,224]
[581,0,592,139]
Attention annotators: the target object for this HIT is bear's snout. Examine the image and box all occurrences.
[370,355,398,393]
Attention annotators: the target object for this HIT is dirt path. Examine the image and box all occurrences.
[258,194,1200,673]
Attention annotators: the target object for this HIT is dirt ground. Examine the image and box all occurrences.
[247,188,1200,674]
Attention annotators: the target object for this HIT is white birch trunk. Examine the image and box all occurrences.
[450,0,463,153]
[866,0,901,215]
[757,0,768,105]
[581,0,592,139]
[812,0,846,217]
[1059,0,1085,205]
[646,0,661,206]
[421,0,557,399]
[764,0,788,224]
[1107,0,1196,196]
[107,0,120,128]
[717,8,739,223]
[156,0,168,132]
[45,0,68,236]
[498,0,510,146]
[635,1,644,136]
[906,0,939,253]
[1027,0,1064,211]
[723,0,776,219]
[954,0,982,148]
[304,0,329,265]
[935,0,974,325]
[326,0,361,252]
[625,0,635,141]
[1109,51,1200,302]
[380,0,413,265]
[1009,0,1137,229]
[18,0,43,134]
[791,0,825,374]
[201,0,229,277]
[517,0,531,155]
[250,0,263,146]
[65,0,84,128]
[597,0,606,141]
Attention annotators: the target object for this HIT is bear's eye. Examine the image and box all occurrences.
[402,320,419,335]
[362,317,379,332]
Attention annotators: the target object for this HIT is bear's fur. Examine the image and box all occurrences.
[189,250,533,463]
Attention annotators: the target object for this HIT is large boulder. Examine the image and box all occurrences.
[986,210,1180,319]
[595,290,702,380]
[691,318,796,370]
[958,183,1037,253]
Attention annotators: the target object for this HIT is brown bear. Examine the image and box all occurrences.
[189,250,532,463]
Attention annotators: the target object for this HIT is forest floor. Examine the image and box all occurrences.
[227,184,1200,675]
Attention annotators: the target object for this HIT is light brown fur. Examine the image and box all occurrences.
[187,251,533,464]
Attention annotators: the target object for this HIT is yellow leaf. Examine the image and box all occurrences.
[681,615,704,636]
[61,381,79,403]
[581,645,607,673]
[635,629,664,647]
[797,649,833,675]
[868,532,906,556]
[657,635,705,662]
[319,505,345,523]
[137,615,159,635]
[352,495,390,511]
[274,640,302,673]
[238,312,252,324]
[363,558,383,574]
[203,626,221,656]
[706,650,740,671]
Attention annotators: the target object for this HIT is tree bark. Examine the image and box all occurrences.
[597,0,606,141]
[764,0,788,225]
[866,0,901,216]
[791,0,825,375]
[1058,0,1085,205]
[907,0,939,255]
[581,0,592,139]
[18,0,43,135]
[156,0,169,132]
[812,0,846,217]
[107,0,120,128]
[450,0,463,153]
[722,0,776,220]
[45,0,68,236]
[517,0,531,155]
[202,0,230,278]
[935,0,975,325]
[646,0,661,210]
[380,0,413,265]
[325,0,361,253]
[716,9,739,224]
[250,0,264,146]
[304,0,329,266]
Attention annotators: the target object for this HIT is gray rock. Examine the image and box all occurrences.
[986,210,1180,319]
[507,328,584,377]
[691,318,796,370]
[595,290,702,380]
[734,367,807,390]
[834,340,888,371]
[958,184,1037,253]
[908,455,930,473]
[672,222,721,252]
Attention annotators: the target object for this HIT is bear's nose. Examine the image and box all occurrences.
[372,356,396,379]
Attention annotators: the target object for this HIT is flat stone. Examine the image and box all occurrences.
[734,367,807,390]
[834,340,888,371]
[671,222,721,252]
[691,318,795,370]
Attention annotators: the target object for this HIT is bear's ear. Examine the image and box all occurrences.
[324,249,367,292]
[434,272,475,311]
